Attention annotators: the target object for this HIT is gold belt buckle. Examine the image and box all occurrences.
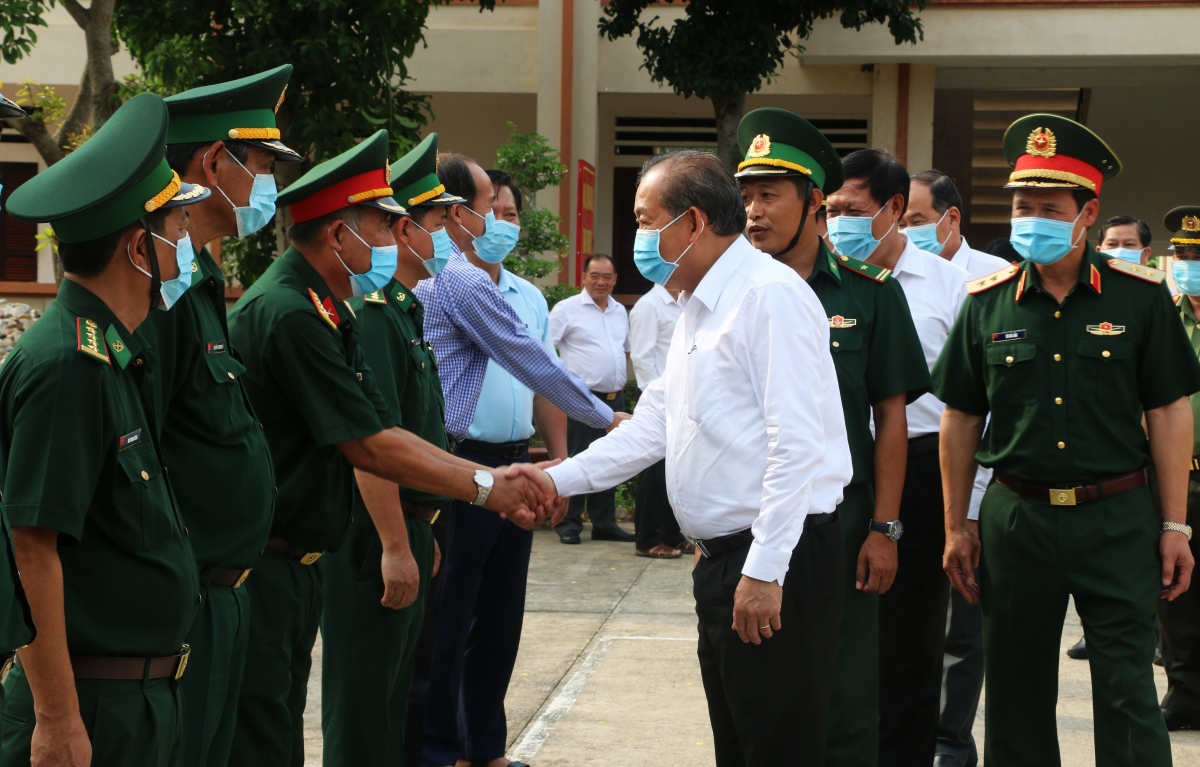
[174,644,191,681]
[233,569,251,589]
[606,392,617,401]
[429,508,441,526]
[1050,487,1077,506]
[299,551,323,566]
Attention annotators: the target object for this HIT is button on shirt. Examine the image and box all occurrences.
[629,284,681,389]
[547,237,852,585]
[550,290,630,393]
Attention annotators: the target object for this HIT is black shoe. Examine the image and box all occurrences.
[591,526,636,542]
[1163,707,1200,731]
[558,531,581,544]
[1066,637,1088,660]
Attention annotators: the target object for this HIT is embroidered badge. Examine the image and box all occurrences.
[828,315,857,329]
[992,329,1027,342]
[191,261,199,273]
[747,134,771,158]
[118,429,143,451]
[105,325,132,369]
[308,288,341,330]
[75,317,110,364]
[1087,321,1126,336]
[206,340,227,355]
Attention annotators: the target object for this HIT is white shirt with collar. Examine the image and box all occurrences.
[629,284,681,389]
[549,289,631,393]
[546,237,852,586]
[949,237,1012,280]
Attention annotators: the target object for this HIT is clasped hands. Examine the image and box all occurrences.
[481,461,568,530]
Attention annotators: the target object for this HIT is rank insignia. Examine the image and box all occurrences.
[967,263,1020,295]
[191,261,199,273]
[828,315,857,329]
[1026,127,1057,158]
[75,317,110,364]
[1087,321,1126,336]
[992,329,1027,342]
[1105,257,1166,284]
[747,134,772,158]
[362,290,387,305]
[105,325,132,369]
[308,288,341,330]
[118,428,142,451]
[206,340,227,355]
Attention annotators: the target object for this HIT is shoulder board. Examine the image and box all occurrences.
[75,317,110,365]
[835,254,891,282]
[1106,258,1165,284]
[362,290,387,305]
[967,263,1020,295]
[307,288,341,330]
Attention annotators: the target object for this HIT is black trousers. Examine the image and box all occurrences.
[878,440,950,767]
[1158,474,1200,721]
[557,394,624,535]
[694,515,844,767]
[634,459,684,550]
[936,583,984,766]
[404,503,454,767]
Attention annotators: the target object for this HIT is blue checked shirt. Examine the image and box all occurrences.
[415,245,612,440]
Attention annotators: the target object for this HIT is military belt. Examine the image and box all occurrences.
[401,499,442,525]
[198,565,252,589]
[265,537,323,565]
[994,469,1147,507]
[16,645,191,681]
[453,438,529,460]
[694,512,839,559]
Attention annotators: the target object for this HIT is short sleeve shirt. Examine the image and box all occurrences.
[0,279,197,656]
[141,246,275,568]
[1177,295,1200,457]
[806,243,932,487]
[228,248,391,552]
[932,247,1200,484]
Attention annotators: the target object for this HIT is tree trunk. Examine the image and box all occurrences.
[711,91,747,173]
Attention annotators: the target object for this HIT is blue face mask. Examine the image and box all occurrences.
[1101,247,1143,264]
[633,210,700,286]
[338,224,398,297]
[209,149,276,238]
[1173,260,1200,296]
[903,210,949,255]
[827,205,895,261]
[411,221,454,277]
[1009,211,1085,265]
[462,207,520,264]
[128,232,193,311]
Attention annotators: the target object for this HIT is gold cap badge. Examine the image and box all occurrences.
[1026,127,1057,159]
[747,134,772,158]
[1184,215,1200,233]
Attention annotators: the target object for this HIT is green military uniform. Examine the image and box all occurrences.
[932,114,1200,767]
[0,93,209,767]
[227,130,403,767]
[142,66,299,767]
[1157,206,1200,727]
[321,131,459,766]
[735,108,932,767]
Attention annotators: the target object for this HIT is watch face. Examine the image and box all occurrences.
[889,520,904,541]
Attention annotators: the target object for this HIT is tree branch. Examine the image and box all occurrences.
[58,0,91,29]
[2,117,64,165]
[54,68,92,149]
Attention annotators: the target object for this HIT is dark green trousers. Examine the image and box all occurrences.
[980,481,1169,767]
[180,579,250,767]
[825,483,878,767]
[322,515,434,766]
[228,549,322,767]
[1158,475,1200,720]
[0,665,184,766]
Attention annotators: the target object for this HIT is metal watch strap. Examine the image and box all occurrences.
[1163,521,1193,541]
[473,469,493,506]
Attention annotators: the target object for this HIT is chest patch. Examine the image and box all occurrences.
[829,315,857,329]
[206,340,227,355]
[992,329,1027,342]
[1087,322,1125,336]
[118,429,142,451]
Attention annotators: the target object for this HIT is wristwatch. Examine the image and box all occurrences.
[869,520,904,542]
[473,469,495,506]
[1163,521,1193,541]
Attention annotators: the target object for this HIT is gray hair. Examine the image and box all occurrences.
[638,150,747,237]
[288,204,365,249]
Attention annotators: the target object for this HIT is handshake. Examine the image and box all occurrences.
[479,460,569,530]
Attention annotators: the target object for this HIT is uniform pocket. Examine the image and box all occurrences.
[115,445,173,551]
[1076,338,1134,403]
[684,348,723,423]
[202,353,257,440]
[985,341,1037,404]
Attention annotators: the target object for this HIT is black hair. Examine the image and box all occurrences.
[1071,189,1097,214]
[58,208,170,277]
[486,169,523,215]
[407,205,443,228]
[288,205,364,250]
[165,140,252,175]
[436,153,478,206]
[1098,215,1152,247]
[911,169,964,215]
[638,151,746,237]
[982,236,1020,261]
[583,253,615,272]
[842,148,910,215]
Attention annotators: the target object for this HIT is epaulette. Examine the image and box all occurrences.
[835,254,891,282]
[1106,258,1165,284]
[362,290,387,305]
[75,317,110,364]
[967,263,1020,295]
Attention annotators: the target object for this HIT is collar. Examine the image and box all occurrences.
[689,236,755,311]
[651,283,679,305]
[807,240,842,287]
[282,247,338,300]
[890,236,927,278]
[949,237,972,270]
[1179,293,1196,322]
[385,278,416,313]
[1015,243,1102,304]
[495,266,520,295]
[55,278,147,371]
[579,289,613,312]
[195,245,221,285]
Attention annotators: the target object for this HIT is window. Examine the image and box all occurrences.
[0,163,39,282]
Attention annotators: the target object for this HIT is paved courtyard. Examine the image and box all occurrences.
[304,525,1200,766]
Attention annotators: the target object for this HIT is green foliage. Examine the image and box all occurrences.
[542,284,580,311]
[495,123,570,282]
[514,207,568,262]
[12,78,63,124]
[0,0,48,65]
[220,223,279,290]
[114,73,172,103]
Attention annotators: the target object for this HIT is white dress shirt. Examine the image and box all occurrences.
[550,290,630,393]
[949,237,1011,280]
[628,284,681,389]
[546,237,852,586]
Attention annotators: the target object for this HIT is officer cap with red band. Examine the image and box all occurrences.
[1002,113,1121,196]
[278,129,406,223]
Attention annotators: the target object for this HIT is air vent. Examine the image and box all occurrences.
[614,116,868,157]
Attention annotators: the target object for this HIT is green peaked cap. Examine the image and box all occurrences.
[164,64,300,161]
[391,133,464,208]
[0,92,25,120]
[734,107,843,193]
[1164,205,1200,245]
[1002,113,1121,193]
[277,129,404,222]
[7,93,210,243]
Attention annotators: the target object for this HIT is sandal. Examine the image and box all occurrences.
[636,544,683,559]
[673,540,696,554]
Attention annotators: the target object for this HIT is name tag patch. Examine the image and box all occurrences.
[1087,322,1125,336]
[992,329,1027,342]
[206,340,227,355]
[118,429,142,451]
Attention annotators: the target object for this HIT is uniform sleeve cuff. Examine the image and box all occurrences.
[545,460,589,499]
[742,541,792,586]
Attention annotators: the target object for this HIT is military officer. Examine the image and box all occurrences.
[936,114,1200,767]
[320,131,462,766]
[0,93,209,767]
[1157,205,1200,732]
[737,108,931,767]
[140,65,300,767]
[225,129,556,767]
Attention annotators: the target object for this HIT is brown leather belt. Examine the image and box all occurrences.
[266,537,323,565]
[994,469,1147,507]
[401,499,441,525]
[198,565,252,588]
[15,646,191,681]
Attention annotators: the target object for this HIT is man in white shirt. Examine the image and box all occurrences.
[905,169,1008,767]
[549,254,635,544]
[628,284,687,558]
[827,149,971,767]
[541,150,852,766]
